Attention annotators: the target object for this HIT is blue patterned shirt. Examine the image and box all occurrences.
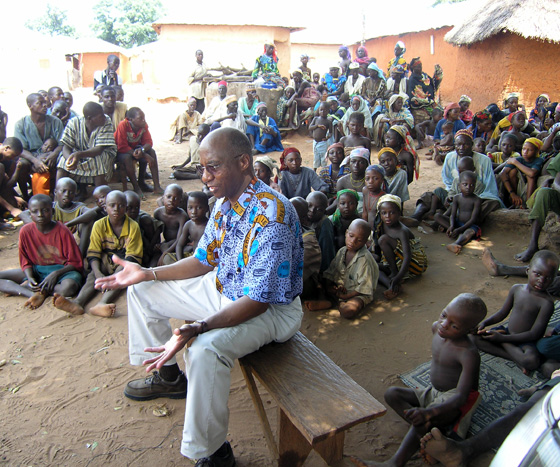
[195,178,304,304]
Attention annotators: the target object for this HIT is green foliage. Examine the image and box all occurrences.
[25,4,76,37]
[92,0,163,49]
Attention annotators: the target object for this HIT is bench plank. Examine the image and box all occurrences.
[241,332,386,445]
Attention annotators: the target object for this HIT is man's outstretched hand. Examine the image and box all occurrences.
[95,255,147,291]
[143,324,200,372]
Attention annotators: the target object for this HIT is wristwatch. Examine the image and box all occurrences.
[194,320,208,334]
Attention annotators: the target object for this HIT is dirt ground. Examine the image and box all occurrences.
[0,89,533,466]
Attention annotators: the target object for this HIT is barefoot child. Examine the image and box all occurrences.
[500,137,544,208]
[384,125,418,184]
[318,143,350,214]
[434,170,482,255]
[153,184,189,266]
[309,102,333,170]
[0,137,25,228]
[362,165,387,228]
[163,191,209,264]
[53,190,143,318]
[52,177,88,255]
[473,137,487,155]
[473,250,559,372]
[433,120,455,165]
[376,194,427,299]
[331,189,360,251]
[352,293,487,466]
[414,107,443,149]
[378,148,409,204]
[171,123,210,180]
[114,107,163,197]
[307,191,336,274]
[279,148,328,199]
[488,133,519,172]
[306,219,378,319]
[0,194,83,309]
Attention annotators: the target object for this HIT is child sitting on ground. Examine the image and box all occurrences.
[52,177,88,255]
[352,293,487,466]
[340,112,371,155]
[305,219,378,319]
[290,197,321,298]
[279,147,329,199]
[378,147,409,204]
[0,194,83,309]
[31,137,59,197]
[488,133,519,173]
[500,137,544,208]
[473,137,487,155]
[309,102,333,171]
[163,191,209,264]
[254,155,281,192]
[153,184,189,266]
[53,190,143,318]
[473,250,559,373]
[170,97,202,144]
[337,148,370,214]
[319,143,350,214]
[362,165,387,228]
[124,191,163,267]
[434,171,482,255]
[385,125,418,184]
[115,107,163,197]
[415,107,443,150]
[376,194,428,300]
[433,120,455,166]
[0,137,25,228]
[307,191,336,274]
[171,123,210,181]
[331,189,360,251]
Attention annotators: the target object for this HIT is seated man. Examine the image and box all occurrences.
[56,102,117,196]
[99,86,127,131]
[14,93,65,198]
[95,127,303,467]
[93,54,123,91]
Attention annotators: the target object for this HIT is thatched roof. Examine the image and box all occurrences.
[152,13,304,32]
[445,0,560,45]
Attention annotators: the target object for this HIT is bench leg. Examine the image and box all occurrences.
[278,409,312,467]
[314,431,345,465]
[239,362,279,460]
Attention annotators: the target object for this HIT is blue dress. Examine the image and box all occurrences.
[246,115,283,153]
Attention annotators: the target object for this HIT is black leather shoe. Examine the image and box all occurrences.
[194,441,236,467]
[124,371,187,401]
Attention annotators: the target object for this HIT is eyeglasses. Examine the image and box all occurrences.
[196,154,245,177]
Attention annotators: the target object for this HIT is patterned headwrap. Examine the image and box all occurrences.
[378,194,402,211]
[391,65,405,75]
[279,147,300,172]
[377,147,399,161]
[536,94,550,105]
[525,137,544,153]
[366,165,389,192]
[256,102,267,111]
[367,62,386,81]
[349,62,360,70]
[224,95,237,106]
[409,57,422,70]
[264,44,278,62]
[246,83,256,91]
[341,147,370,167]
[395,41,406,52]
[339,46,351,60]
[389,125,420,179]
[459,95,472,104]
[443,102,461,119]
[474,110,491,121]
[454,128,474,142]
[331,189,360,227]
[218,80,227,87]
[325,142,344,164]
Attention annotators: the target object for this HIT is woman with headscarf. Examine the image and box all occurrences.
[468,110,494,143]
[340,95,373,136]
[387,41,407,75]
[458,95,473,125]
[433,102,465,141]
[407,57,443,125]
[239,83,260,118]
[345,63,366,97]
[362,62,387,108]
[251,44,283,87]
[373,93,413,147]
[386,124,419,183]
[254,155,281,192]
[487,110,539,152]
[246,102,283,154]
[354,46,371,76]
[385,65,407,99]
[529,94,550,130]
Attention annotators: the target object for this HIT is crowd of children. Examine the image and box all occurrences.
[3,42,560,466]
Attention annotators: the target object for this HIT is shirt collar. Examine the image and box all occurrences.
[220,177,260,222]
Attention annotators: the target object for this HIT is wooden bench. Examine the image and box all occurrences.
[240,332,386,466]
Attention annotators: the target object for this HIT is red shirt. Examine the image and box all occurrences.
[19,222,83,271]
[114,119,153,154]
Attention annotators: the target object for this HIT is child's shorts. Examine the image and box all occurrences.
[455,220,482,240]
[413,385,481,439]
[313,140,329,169]
[32,264,83,286]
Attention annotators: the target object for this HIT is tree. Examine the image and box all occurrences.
[25,4,76,37]
[92,0,163,49]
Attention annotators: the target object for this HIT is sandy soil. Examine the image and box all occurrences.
[0,92,531,466]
